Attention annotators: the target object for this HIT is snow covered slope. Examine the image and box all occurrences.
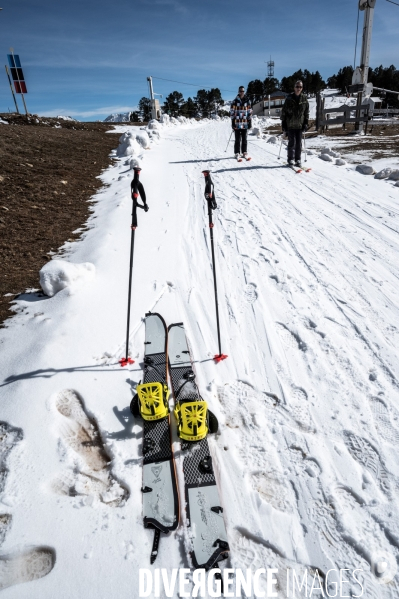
[0,121,398,598]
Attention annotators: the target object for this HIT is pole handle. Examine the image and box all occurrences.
[131,168,149,228]
[202,170,217,210]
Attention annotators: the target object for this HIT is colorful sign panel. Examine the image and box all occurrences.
[7,54,27,93]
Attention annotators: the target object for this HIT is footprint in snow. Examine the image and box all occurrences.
[0,423,56,591]
[243,283,258,304]
[344,431,391,497]
[277,323,307,352]
[0,546,55,591]
[52,389,128,506]
[370,397,399,446]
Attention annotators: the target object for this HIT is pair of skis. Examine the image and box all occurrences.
[287,163,312,174]
[131,312,229,570]
[236,154,251,162]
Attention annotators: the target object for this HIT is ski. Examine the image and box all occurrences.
[242,155,251,161]
[130,312,179,564]
[287,164,302,174]
[286,163,312,173]
[168,322,229,571]
[236,156,242,162]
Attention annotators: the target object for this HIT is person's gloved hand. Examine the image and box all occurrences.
[282,121,287,133]
[302,122,309,132]
[247,119,252,130]
[231,122,236,130]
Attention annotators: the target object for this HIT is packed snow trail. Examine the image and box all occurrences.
[0,120,398,598]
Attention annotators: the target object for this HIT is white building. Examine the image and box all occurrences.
[252,91,288,117]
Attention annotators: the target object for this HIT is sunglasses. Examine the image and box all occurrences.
[295,86,303,89]
[239,90,245,93]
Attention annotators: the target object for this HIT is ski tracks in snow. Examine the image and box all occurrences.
[168,122,399,594]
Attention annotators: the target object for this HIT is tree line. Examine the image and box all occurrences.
[327,65,399,108]
[130,64,399,121]
[246,70,326,104]
[131,88,225,121]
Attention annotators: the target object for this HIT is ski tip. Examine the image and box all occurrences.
[119,357,134,367]
[214,354,228,363]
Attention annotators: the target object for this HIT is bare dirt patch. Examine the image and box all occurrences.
[264,119,399,160]
[0,115,136,327]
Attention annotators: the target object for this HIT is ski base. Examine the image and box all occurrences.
[168,323,229,570]
[134,313,179,565]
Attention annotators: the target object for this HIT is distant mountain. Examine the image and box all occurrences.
[104,112,132,123]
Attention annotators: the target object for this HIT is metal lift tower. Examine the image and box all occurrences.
[267,57,275,78]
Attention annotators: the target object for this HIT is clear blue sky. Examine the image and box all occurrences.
[1,0,398,120]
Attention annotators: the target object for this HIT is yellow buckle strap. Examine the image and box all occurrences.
[137,382,169,421]
[175,400,208,442]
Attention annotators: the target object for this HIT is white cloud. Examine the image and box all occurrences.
[40,105,134,119]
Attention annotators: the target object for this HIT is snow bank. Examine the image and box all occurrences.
[335,158,346,166]
[375,168,392,179]
[147,119,160,130]
[388,170,399,181]
[116,131,143,157]
[319,153,333,162]
[0,118,8,125]
[135,131,150,149]
[356,164,375,175]
[320,147,341,158]
[39,260,95,297]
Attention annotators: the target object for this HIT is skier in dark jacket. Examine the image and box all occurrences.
[281,81,309,168]
[230,86,252,160]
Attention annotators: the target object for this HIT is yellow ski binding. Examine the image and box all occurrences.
[137,382,170,421]
[175,400,209,442]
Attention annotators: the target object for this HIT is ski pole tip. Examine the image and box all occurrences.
[214,354,228,364]
[119,357,135,367]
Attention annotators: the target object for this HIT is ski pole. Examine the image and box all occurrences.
[277,135,283,160]
[120,168,149,367]
[202,171,228,363]
[303,134,307,162]
[224,130,233,153]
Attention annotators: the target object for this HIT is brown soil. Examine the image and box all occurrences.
[0,114,139,327]
[264,120,399,160]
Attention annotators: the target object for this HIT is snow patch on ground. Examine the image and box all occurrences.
[39,259,95,297]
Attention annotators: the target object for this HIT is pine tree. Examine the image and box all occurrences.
[163,91,185,117]
[138,97,152,121]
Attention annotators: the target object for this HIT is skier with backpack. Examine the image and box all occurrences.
[230,86,252,162]
[281,80,309,169]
